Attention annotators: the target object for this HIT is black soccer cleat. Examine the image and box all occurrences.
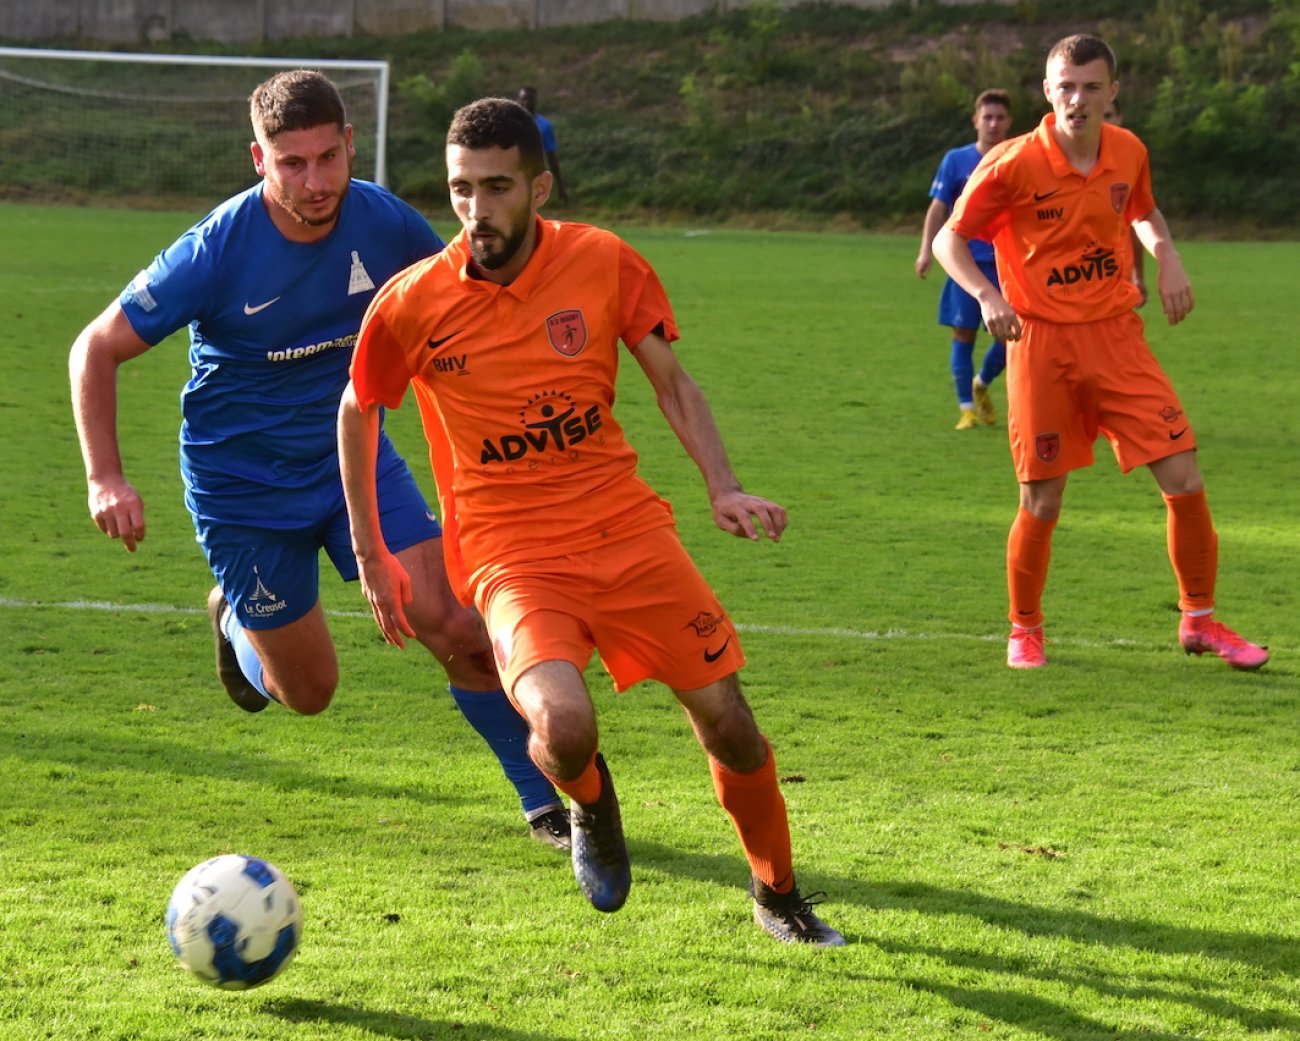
[529,806,572,851]
[751,878,846,946]
[206,586,268,713]
[569,754,631,912]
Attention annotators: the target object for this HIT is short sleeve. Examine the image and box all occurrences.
[352,295,415,410]
[617,240,679,348]
[118,228,214,346]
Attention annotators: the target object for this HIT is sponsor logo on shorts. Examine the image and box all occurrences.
[1159,406,1184,425]
[1045,246,1119,288]
[244,566,288,619]
[1169,428,1188,441]
[546,309,587,357]
[685,611,724,638]
[479,391,604,466]
[1035,432,1061,463]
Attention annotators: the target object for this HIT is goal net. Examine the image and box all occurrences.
[0,47,389,209]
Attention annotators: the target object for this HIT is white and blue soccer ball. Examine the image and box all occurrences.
[165,854,302,990]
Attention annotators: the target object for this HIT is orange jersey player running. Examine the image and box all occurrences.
[931,33,1268,672]
[338,97,844,945]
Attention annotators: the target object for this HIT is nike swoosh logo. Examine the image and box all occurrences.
[1033,189,1061,202]
[1169,428,1188,440]
[427,330,463,350]
[243,297,281,315]
[703,637,732,663]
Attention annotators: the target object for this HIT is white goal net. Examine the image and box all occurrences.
[0,47,389,208]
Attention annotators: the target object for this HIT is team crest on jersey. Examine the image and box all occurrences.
[1110,183,1130,214]
[546,309,587,357]
[1035,433,1061,464]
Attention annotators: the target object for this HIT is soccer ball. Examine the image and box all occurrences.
[165,854,302,990]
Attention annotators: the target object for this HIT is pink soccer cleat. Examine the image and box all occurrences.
[1179,616,1269,671]
[1007,626,1046,669]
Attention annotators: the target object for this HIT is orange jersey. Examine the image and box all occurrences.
[949,114,1156,323]
[351,219,680,601]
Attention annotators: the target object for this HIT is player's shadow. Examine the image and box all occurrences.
[265,997,578,1041]
[626,838,1299,978]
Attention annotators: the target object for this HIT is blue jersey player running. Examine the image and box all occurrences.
[915,89,1013,431]
[69,69,571,850]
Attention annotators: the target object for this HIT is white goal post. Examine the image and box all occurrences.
[0,46,390,207]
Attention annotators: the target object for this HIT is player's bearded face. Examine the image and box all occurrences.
[447,144,550,282]
[256,124,355,230]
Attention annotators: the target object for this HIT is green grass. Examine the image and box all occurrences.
[0,202,1297,1040]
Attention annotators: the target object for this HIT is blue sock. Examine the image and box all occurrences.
[448,685,561,818]
[950,338,975,406]
[221,605,275,703]
[979,340,1007,385]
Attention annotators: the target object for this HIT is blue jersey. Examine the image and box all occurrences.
[119,180,442,527]
[533,113,558,154]
[929,143,994,264]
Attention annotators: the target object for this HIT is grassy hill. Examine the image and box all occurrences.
[5,0,1296,233]
[367,0,1297,233]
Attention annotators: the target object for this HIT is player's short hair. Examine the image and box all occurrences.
[1046,34,1117,79]
[974,89,1012,113]
[249,70,346,140]
[447,97,546,180]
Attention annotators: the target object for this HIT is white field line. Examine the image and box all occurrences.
[0,597,1153,649]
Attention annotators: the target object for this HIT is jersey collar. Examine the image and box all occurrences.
[1036,113,1119,179]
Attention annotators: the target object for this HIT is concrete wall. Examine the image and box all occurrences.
[0,0,918,44]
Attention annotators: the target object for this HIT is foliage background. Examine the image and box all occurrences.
[2,0,1298,232]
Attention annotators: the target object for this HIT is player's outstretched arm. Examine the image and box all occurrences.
[632,332,787,543]
[69,302,153,552]
[1132,208,1194,326]
[338,382,416,648]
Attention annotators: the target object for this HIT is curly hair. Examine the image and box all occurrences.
[447,98,545,180]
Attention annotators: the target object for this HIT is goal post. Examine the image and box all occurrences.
[0,46,390,208]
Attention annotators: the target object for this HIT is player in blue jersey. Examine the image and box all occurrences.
[915,89,1013,430]
[517,86,570,205]
[68,69,571,849]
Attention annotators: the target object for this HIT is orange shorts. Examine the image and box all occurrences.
[1006,310,1196,482]
[472,523,746,696]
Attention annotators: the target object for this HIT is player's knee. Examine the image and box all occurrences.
[271,675,337,716]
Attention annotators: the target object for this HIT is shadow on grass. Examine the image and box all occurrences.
[622,839,1299,1036]
[264,997,579,1040]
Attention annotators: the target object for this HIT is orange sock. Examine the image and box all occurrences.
[1007,507,1056,629]
[1164,489,1217,613]
[540,753,604,806]
[710,739,794,894]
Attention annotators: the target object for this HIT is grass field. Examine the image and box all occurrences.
[0,201,1297,1041]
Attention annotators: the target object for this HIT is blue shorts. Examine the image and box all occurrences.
[195,439,441,631]
[938,258,1000,331]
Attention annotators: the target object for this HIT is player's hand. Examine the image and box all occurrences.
[981,295,1022,342]
[88,476,146,552]
[1157,262,1194,326]
[711,490,788,542]
[357,549,416,648]
[915,252,931,279]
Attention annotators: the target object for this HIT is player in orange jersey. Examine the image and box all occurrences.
[932,33,1267,671]
[337,97,844,945]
